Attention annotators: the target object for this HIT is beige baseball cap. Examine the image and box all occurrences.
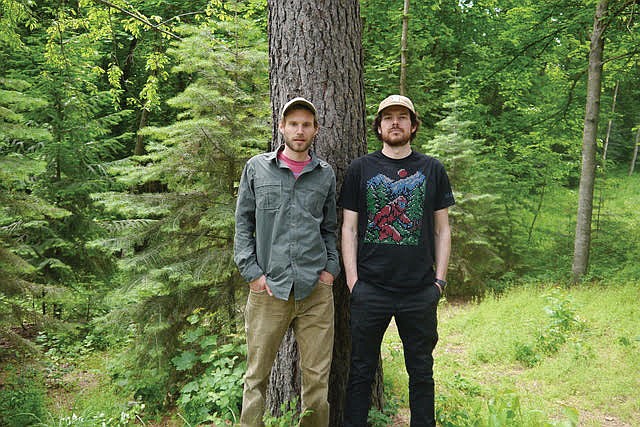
[280,97,317,121]
[377,95,416,114]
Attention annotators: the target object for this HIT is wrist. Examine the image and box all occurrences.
[319,271,334,284]
[434,278,447,290]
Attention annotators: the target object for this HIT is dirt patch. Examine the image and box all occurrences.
[575,409,634,427]
[391,408,410,426]
[47,366,101,413]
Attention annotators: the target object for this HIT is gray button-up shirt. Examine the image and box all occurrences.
[234,146,340,301]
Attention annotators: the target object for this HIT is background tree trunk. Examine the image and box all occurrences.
[602,81,618,166]
[267,1,369,425]
[572,0,608,283]
[400,0,410,95]
[630,126,639,176]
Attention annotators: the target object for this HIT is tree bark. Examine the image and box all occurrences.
[267,1,367,425]
[630,126,639,176]
[400,0,410,95]
[602,81,618,166]
[596,81,618,234]
[134,107,149,156]
[572,0,608,283]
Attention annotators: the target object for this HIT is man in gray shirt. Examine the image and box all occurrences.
[234,97,339,427]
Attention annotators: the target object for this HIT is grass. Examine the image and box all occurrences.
[381,282,640,426]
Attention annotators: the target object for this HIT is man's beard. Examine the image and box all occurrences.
[384,137,411,147]
[285,138,313,153]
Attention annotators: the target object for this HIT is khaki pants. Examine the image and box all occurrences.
[241,282,334,427]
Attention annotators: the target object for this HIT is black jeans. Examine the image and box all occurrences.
[344,280,440,427]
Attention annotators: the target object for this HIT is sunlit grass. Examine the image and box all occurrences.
[381,282,640,426]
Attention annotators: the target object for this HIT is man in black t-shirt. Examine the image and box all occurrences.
[340,95,455,427]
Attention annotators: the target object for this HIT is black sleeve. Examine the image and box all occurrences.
[339,159,361,212]
[434,161,455,210]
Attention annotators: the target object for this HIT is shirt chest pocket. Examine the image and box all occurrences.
[255,182,282,211]
[304,187,326,216]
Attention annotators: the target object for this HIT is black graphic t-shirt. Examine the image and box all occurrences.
[340,150,455,292]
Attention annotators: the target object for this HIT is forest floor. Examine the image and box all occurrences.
[13,283,637,426]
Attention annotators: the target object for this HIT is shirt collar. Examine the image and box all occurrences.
[268,145,320,169]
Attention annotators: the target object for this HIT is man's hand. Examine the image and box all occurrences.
[318,270,334,286]
[248,275,272,296]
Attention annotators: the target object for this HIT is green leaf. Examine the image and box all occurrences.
[172,351,198,371]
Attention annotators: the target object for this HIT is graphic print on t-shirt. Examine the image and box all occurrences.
[365,168,426,245]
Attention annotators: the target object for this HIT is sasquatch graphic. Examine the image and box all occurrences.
[365,169,426,245]
[371,195,412,242]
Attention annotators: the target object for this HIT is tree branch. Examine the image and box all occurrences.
[92,0,182,40]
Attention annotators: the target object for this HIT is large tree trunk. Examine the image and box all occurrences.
[572,0,608,283]
[267,1,369,425]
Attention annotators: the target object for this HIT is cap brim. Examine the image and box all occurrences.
[280,97,317,120]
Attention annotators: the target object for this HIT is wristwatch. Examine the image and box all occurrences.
[434,279,447,289]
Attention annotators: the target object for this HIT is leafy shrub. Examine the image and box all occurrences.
[436,374,484,426]
[263,398,311,427]
[173,310,246,425]
[514,342,540,368]
[35,402,145,426]
[513,290,588,366]
[367,376,400,427]
[436,381,579,427]
[0,365,46,427]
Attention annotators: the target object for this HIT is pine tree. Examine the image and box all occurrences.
[0,29,66,354]
[422,87,512,297]
[92,14,270,409]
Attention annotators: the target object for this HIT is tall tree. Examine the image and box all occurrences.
[93,11,270,411]
[267,1,366,424]
[572,0,609,283]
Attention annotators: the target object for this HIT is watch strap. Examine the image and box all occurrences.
[434,278,447,289]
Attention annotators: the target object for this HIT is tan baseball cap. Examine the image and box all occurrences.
[280,97,317,121]
[377,95,416,114]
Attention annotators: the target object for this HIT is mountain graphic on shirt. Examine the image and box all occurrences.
[365,169,426,245]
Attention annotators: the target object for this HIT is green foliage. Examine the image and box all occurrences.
[435,374,578,427]
[588,171,640,281]
[89,12,269,413]
[0,72,65,353]
[516,169,640,285]
[173,310,246,424]
[367,406,396,427]
[0,365,46,427]
[34,401,145,427]
[510,290,587,368]
[423,91,512,297]
[263,398,311,427]
[367,378,400,427]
